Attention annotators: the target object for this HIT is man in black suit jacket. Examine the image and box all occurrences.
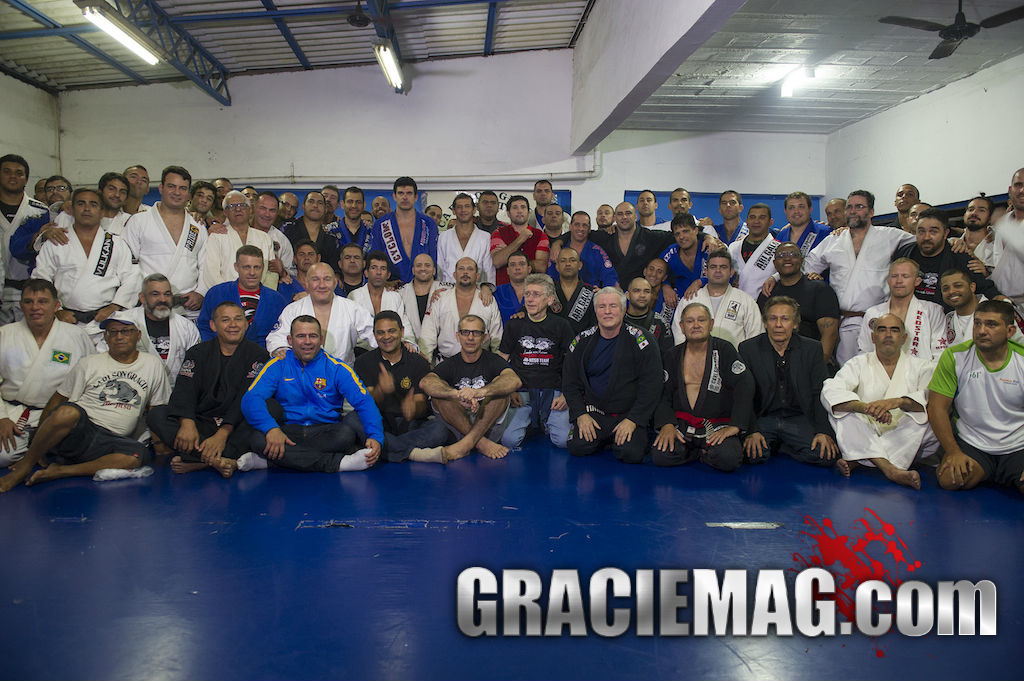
[738,296,844,471]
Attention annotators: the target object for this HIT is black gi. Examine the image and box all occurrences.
[147,339,269,462]
[553,280,597,335]
[562,323,663,463]
[652,337,753,470]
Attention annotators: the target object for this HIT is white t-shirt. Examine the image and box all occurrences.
[59,351,171,436]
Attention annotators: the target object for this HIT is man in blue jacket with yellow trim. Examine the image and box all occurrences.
[238,314,383,473]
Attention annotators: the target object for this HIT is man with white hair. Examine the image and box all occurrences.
[823,313,937,489]
[203,189,274,290]
[265,263,376,366]
[562,287,663,464]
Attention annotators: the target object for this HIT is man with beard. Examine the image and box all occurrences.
[419,258,502,362]
[0,280,95,469]
[0,311,170,492]
[938,268,1024,347]
[148,301,269,477]
[275,192,299,228]
[490,195,549,284]
[624,277,673,355]
[957,195,996,270]
[474,190,506,234]
[100,274,201,386]
[892,208,1001,312]
[527,180,568,233]
[594,204,615,236]
[320,185,342,226]
[499,274,574,449]
[188,181,217,228]
[281,191,340,276]
[990,167,1024,321]
[823,313,937,489]
[653,302,753,471]
[604,201,673,286]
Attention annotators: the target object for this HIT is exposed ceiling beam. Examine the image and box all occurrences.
[259,0,311,69]
[483,2,497,55]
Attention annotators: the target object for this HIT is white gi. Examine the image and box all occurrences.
[436,227,497,285]
[942,295,1024,347]
[728,235,780,300]
[121,203,209,305]
[1,195,49,323]
[33,229,142,338]
[418,288,503,360]
[821,351,938,469]
[265,295,376,366]
[202,225,275,291]
[0,319,95,465]
[266,226,295,275]
[398,280,441,341]
[857,297,947,361]
[102,211,131,235]
[671,285,763,348]
[347,284,417,349]
[96,305,201,386]
[803,225,916,365]
[991,211,1024,316]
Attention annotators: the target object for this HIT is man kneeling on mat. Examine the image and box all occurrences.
[147,301,270,478]
[238,315,382,474]
[0,312,171,492]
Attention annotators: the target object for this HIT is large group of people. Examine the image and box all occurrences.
[0,153,1022,496]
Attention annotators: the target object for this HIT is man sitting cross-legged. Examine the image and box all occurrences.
[822,313,937,489]
[0,311,170,492]
[652,302,753,471]
[147,301,270,477]
[238,315,383,474]
[413,314,522,463]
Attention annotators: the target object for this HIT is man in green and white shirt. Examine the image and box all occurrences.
[928,299,1024,492]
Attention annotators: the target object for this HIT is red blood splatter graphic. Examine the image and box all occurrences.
[792,508,923,626]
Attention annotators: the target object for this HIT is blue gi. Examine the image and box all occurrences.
[368,211,438,283]
[197,280,288,348]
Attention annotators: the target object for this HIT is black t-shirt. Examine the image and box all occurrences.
[145,316,171,360]
[415,292,429,323]
[498,314,573,389]
[433,351,510,391]
[0,200,19,223]
[586,334,617,398]
[354,348,432,434]
[757,276,839,341]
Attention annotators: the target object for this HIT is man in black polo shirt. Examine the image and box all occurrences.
[415,314,522,463]
[499,274,574,449]
[756,241,839,365]
[354,311,448,464]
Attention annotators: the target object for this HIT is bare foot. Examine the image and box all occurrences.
[170,456,208,475]
[477,439,509,459]
[210,456,237,479]
[0,459,37,492]
[26,463,64,486]
[835,459,852,477]
[444,443,472,462]
[883,468,921,490]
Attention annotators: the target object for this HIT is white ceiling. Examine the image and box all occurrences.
[621,0,1024,134]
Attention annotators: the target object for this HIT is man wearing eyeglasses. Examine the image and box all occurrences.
[739,296,840,470]
[756,242,839,365]
[414,314,521,463]
[0,311,170,492]
[202,190,274,290]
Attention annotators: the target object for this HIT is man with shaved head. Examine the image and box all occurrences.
[603,201,674,286]
[822,313,937,489]
[281,191,341,276]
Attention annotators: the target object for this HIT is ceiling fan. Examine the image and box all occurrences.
[879,0,1024,59]
[347,1,394,28]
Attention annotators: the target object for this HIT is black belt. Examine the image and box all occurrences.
[66,308,101,324]
[4,279,26,290]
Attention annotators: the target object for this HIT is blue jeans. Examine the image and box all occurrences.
[501,389,570,449]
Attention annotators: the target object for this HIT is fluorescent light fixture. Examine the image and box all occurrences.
[373,39,404,92]
[781,66,815,98]
[80,4,160,66]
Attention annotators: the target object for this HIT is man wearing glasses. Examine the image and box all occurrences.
[0,311,170,492]
[202,190,274,290]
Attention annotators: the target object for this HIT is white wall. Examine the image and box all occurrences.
[827,51,1024,207]
[58,50,580,189]
[0,73,59,182]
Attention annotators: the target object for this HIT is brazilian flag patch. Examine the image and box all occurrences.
[51,350,71,364]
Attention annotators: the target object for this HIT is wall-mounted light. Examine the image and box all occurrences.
[77,2,160,65]
[781,66,815,98]
[373,39,404,93]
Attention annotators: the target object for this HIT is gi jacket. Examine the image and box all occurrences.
[168,339,270,428]
[653,336,753,431]
[241,348,384,442]
[562,323,663,425]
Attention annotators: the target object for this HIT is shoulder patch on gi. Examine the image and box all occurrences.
[568,326,596,352]
[51,350,71,365]
[731,360,746,374]
[179,359,195,378]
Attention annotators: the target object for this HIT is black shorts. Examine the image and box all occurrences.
[958,437,1024,489]
[46,403,151,466]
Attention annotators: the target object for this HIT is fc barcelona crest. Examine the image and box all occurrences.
[314,377,327,390]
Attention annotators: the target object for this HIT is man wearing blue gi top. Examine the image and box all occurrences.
[369,177,438,284]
